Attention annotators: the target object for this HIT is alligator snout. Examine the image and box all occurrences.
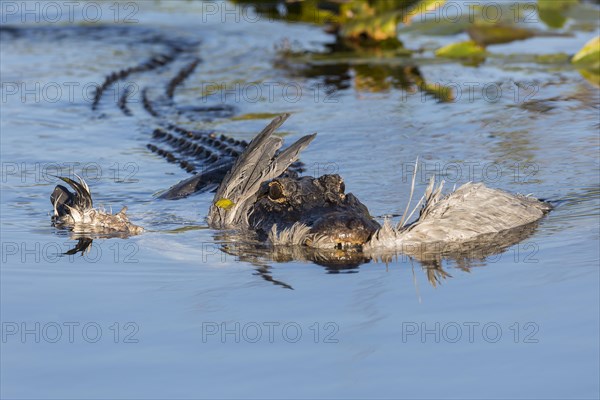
[308,211,380,249]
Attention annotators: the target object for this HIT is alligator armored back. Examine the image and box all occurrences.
[94,55,308,199]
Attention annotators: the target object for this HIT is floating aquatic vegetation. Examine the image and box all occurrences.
[232,0,424,43]
[572,36,600,69]
[435,40,488,62]
[232,1,598,99]
[578,69,600,87]
[467,24,536,47]
[538,0,579,29]
[534,53,571,64]
[573,36,600,87]
[339,11,399,41]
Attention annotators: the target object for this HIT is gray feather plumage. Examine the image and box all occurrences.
[207,114,316,228]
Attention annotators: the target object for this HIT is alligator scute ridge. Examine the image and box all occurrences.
[92,51,179,110]
[166,58,201,99]
[91,48,305,196]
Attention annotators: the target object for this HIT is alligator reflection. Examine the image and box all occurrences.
[61,219,540,289]
[214,220,542,289]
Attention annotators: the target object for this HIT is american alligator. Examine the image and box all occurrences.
[37,25,551,272]
[52,113,552,257]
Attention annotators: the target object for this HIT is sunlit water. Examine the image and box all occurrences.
[1,2,599,399]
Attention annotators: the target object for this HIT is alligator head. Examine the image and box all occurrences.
[250,174,380,248]
[207,114,380,249]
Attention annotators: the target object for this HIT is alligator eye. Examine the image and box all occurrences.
[268,182,285,201]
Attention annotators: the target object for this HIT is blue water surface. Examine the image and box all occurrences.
[1,1,599,399]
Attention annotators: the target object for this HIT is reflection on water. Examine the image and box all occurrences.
[211,220,546,289]
[1,1,599,399]
[57,217,544,291]
[276,39,453,101]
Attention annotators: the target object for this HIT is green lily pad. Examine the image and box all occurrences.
[435,40,488,60]
[467,24,535,46]
[572,36,600,70]
[398,17,469,36]
[538,0,578,29]
[421,83,455,103]
[534,53,571,64]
